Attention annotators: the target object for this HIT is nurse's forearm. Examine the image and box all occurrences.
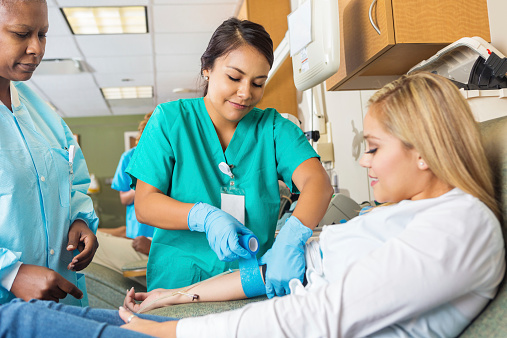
[134,180,192,230]
[291,158,333,229]
[292,181,332,229]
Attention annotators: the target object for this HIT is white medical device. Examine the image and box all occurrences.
[317,193,360,227]
[289,0,340,91]
[408,37,507,90]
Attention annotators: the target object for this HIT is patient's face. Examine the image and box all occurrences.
[359,111,424,203]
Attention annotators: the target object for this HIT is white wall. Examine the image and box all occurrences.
[298,83,375,203]
[488,0,507,55]
[297,0,507,203]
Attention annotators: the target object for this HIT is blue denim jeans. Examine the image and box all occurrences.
[0,299,175,337]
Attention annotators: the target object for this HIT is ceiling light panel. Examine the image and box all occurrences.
[62,6,147,35]
[101,86,153,100]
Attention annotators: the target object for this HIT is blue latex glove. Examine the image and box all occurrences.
[259,216,312,298]
[188,202,253,262]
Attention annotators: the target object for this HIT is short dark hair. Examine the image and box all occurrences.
[200,17,274,96]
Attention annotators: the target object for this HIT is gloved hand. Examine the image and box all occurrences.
[259,216,312,298]
[188,202,254,262]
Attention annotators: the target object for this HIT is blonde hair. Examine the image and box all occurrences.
[368,72,500,220]
[135,111,153,145]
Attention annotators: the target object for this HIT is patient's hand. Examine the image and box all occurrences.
[119,306,178,337]
[124,287,176,313]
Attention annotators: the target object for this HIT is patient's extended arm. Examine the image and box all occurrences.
[124,267,264,313]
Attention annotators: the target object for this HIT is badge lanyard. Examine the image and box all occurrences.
[218,162,245,224]
[68,145,75,220]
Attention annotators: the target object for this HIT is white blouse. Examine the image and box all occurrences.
[177,188,505,337]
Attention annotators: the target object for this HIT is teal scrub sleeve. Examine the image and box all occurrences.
[111,150,133,192]
[259,216,312,298]
[273,112,320,193]
[188,202,254,262]
[126,106,175,194]
[61,120,99,233]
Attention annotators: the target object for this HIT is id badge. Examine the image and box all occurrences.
[221,184,245,224]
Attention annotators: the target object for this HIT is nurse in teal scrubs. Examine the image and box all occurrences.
[126,18,333,298]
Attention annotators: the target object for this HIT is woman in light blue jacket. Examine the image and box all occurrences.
[0,0,98,306]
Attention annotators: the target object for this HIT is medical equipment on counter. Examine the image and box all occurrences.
[317,193,361,227]
[408,37,507,90]
[87,173,100,194]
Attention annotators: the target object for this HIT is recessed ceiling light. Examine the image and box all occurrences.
[101,86,153,100]
[172,88,199,94]
[36,58,88,75]
[61,6,147,35]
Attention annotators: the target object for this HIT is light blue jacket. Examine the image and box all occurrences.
[0,82,98,306]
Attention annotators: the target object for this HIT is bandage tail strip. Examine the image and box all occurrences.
[239,255,266,298]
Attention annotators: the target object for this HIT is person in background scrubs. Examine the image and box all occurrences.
[99,111,154,244]
[126,17,333,297]
[93,112,154,285]
[0,0,98,306]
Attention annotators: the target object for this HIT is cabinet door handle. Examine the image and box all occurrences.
[369,0,381,35]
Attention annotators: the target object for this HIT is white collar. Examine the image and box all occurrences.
[0,82,21,109]
[10,82,21,108]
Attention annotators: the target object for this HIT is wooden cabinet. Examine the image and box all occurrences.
[326,0,490,91]
[239,0,297,115]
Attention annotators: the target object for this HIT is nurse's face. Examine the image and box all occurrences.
[359,110,424,203]
[203,44,270,126]
[0,0,48,85]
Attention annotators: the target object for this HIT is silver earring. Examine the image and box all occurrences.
[204,76,209,81]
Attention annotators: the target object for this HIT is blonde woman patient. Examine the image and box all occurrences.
[3,73,504,337]
[119,71,505,337]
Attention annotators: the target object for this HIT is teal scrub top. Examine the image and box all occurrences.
[127,98,318,290]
